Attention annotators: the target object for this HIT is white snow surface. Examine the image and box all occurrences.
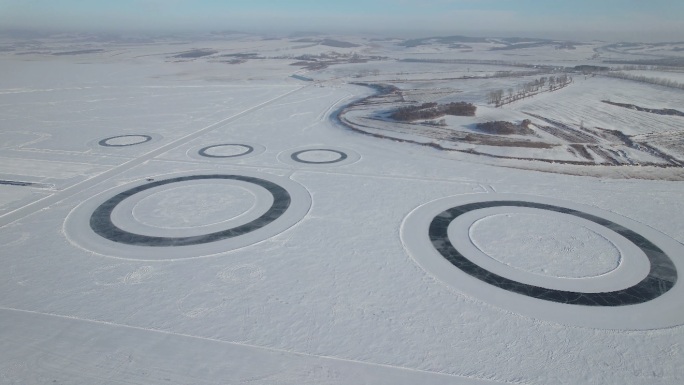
[0,36,684,385]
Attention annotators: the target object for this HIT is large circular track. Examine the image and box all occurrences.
[430,201,676,306]
[90,175,289,247]
[65,171,311,261]
[402,193,684,329]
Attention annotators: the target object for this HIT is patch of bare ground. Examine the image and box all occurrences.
[568,144,594,160]
[585,127,633,146]
[634,131,684,163]
[523,113,599,143]
[525,114,684,166]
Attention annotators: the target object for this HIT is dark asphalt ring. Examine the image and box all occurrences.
[429,201,677,306]
[290,149,348,164]
[98,135,153,147]
[89,175,291,247]
[198,144,254,158]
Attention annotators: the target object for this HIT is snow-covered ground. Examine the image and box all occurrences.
[1,34,684,384]
[512,76,684,135]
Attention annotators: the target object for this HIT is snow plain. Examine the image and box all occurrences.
[1,34,684,384]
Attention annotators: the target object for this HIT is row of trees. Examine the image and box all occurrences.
[613,65,684,72]
[603,71,684,90]
[390,102,476,121]
[487,74,572,106]
[401,58,551,71]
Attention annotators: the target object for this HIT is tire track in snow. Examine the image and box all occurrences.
[0,306,523,385]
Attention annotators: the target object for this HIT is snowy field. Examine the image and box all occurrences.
[512,76,684,135]
[620,70,684,84]
[1,34,684,384]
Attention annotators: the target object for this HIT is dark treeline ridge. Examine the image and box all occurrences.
[400,58,552,70]
[602,100,684,117]
[390,102,476,121]
[320,39,360,48]
[173,49,218,59]
[476,120,534,135]
[573,65,609,73]
[52,49,105,56]
[604,57,684,67]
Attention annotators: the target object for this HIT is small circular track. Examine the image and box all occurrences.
[89,175,290,247]
[290,149,348,164]
[198,144,254,158]
[98,135,153,147]
[429,201,677,306]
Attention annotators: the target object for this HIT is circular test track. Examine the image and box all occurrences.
[429,200,676,306]
[188,142,265,161]
[65,171,311,261]
[291,149,348,164]
[90,175,289,247]
[278,146,361,167]
[198,144,255,158]
[402,193,684,330]
[98,135,153,147]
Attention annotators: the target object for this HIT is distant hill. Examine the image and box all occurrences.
[398,35,490,47]
[398,35,585,50]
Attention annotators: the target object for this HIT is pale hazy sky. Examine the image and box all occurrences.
[1,0,682,41]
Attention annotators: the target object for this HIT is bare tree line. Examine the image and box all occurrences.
[487,74,572,107]
[401,58,555,71]
[603,71,684,90]
[612,65,684,72]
